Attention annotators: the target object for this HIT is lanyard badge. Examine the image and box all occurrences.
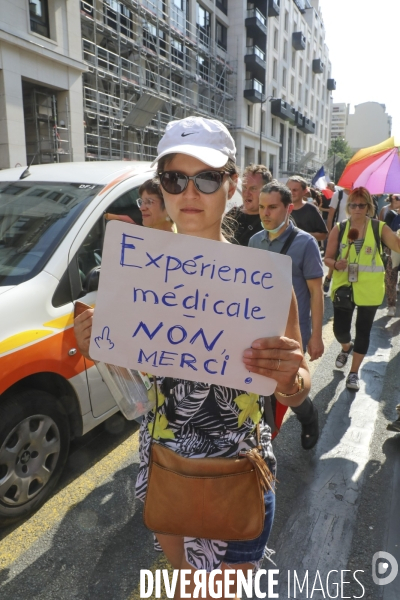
[348,263,359,283]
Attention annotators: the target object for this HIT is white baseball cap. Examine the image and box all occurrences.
[151,116,236,168]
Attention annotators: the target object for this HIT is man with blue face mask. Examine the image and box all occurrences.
[249,181,324,449]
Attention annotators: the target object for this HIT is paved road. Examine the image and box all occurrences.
[1,300,400,599]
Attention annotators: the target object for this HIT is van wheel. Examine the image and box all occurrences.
[0,390,70,526]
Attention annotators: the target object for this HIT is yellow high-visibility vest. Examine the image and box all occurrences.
[331,219,385,306]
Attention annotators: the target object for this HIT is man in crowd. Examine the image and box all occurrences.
[226,164,272,246]
[326,187,351,232]
[286,176,328,242]
[249,181,324,449]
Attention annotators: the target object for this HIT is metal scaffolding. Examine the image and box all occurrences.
[80,0,237,161]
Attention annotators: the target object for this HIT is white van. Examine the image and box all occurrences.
[0,160,243,525]
[0,161,158,524]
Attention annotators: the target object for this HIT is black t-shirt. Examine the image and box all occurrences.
[320,195,331,221]
[224,206,263,246]
[291,202,328,235]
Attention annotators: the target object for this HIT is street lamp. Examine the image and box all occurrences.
[259,95,274,164]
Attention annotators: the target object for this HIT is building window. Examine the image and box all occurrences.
[143,23,166,56]
[306,66,310,84]
[269,154,275,176]
[29,0,50,38]
[290,75,295,95]
[298,83,302,102]
[273,28,278,50]
[283,40,287,61]
[197,4,211,47]
[299,57,303,77]
[282,68,287,88]
[261,109,266,133]
[273,58,277,80]
[271,117,276,138]
[197,56,209,82]
[171,38,184,67]
[305,89,308,106]
[292,50,296,69]
[247,104,253,127]
[284,10,289,32]
[216,20,227,50]
[216,0,227,15]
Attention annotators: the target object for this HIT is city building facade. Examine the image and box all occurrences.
[1,0,334,175]
[0,0,87,169]
[345,102,392,152]
[229,0,335,177]
[0,0,237,169]
[330,102,348,141]
[330,101,392,153]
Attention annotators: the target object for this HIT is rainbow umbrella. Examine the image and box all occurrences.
[338,137,400,193]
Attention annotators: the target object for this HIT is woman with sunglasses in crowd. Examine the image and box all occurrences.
[137,178,176,232]
[325,187,400,391]
[74,116,311,598]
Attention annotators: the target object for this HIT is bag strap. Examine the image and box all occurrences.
[150,378,159,449]
[333,189,343,224]
[280,227,299,255]
[336,219,347,259]
[371,218,383,253]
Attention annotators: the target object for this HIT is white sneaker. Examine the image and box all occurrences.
[387,306,396,317]
[346,372,360,391]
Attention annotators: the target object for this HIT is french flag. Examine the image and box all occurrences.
[312,166,330,190]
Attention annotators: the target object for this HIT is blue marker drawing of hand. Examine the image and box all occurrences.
[94,326,115,350]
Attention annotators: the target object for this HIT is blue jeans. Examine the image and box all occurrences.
[223,489,275,564]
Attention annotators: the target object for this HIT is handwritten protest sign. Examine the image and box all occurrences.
[89,221,292,395]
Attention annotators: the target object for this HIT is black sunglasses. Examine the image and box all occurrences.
[348,203,367,209]
[158,170,229,195]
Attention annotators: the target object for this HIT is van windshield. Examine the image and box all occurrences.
[0,181,103,286]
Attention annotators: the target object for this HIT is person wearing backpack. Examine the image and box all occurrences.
[383,196,400,316]
[324,187,400,391]
[249,181,324,449]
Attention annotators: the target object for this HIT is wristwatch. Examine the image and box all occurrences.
[276,372,305,397]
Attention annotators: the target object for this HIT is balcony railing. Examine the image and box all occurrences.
[246,45,265,61]
[246,8,266,26]
[245,78,264,94]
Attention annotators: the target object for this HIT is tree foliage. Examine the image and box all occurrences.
[328,137,354,183]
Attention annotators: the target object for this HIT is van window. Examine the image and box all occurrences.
[0,182,103,286]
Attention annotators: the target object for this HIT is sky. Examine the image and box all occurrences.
[318,0,400,137]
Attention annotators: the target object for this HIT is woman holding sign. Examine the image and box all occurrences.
[74,117,310,599]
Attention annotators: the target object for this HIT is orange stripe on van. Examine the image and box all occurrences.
[98,171,135,196]
[0,328,92,396]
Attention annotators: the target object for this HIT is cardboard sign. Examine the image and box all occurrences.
[89,221,292,395]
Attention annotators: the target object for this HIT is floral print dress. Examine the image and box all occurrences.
[135,377,276,572]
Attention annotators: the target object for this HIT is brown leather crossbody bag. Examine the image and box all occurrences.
[143,384,275,541]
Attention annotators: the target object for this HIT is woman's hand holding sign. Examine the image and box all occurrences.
[243,336,303,393]
[242,292,310,406]
[74,302,94,360]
